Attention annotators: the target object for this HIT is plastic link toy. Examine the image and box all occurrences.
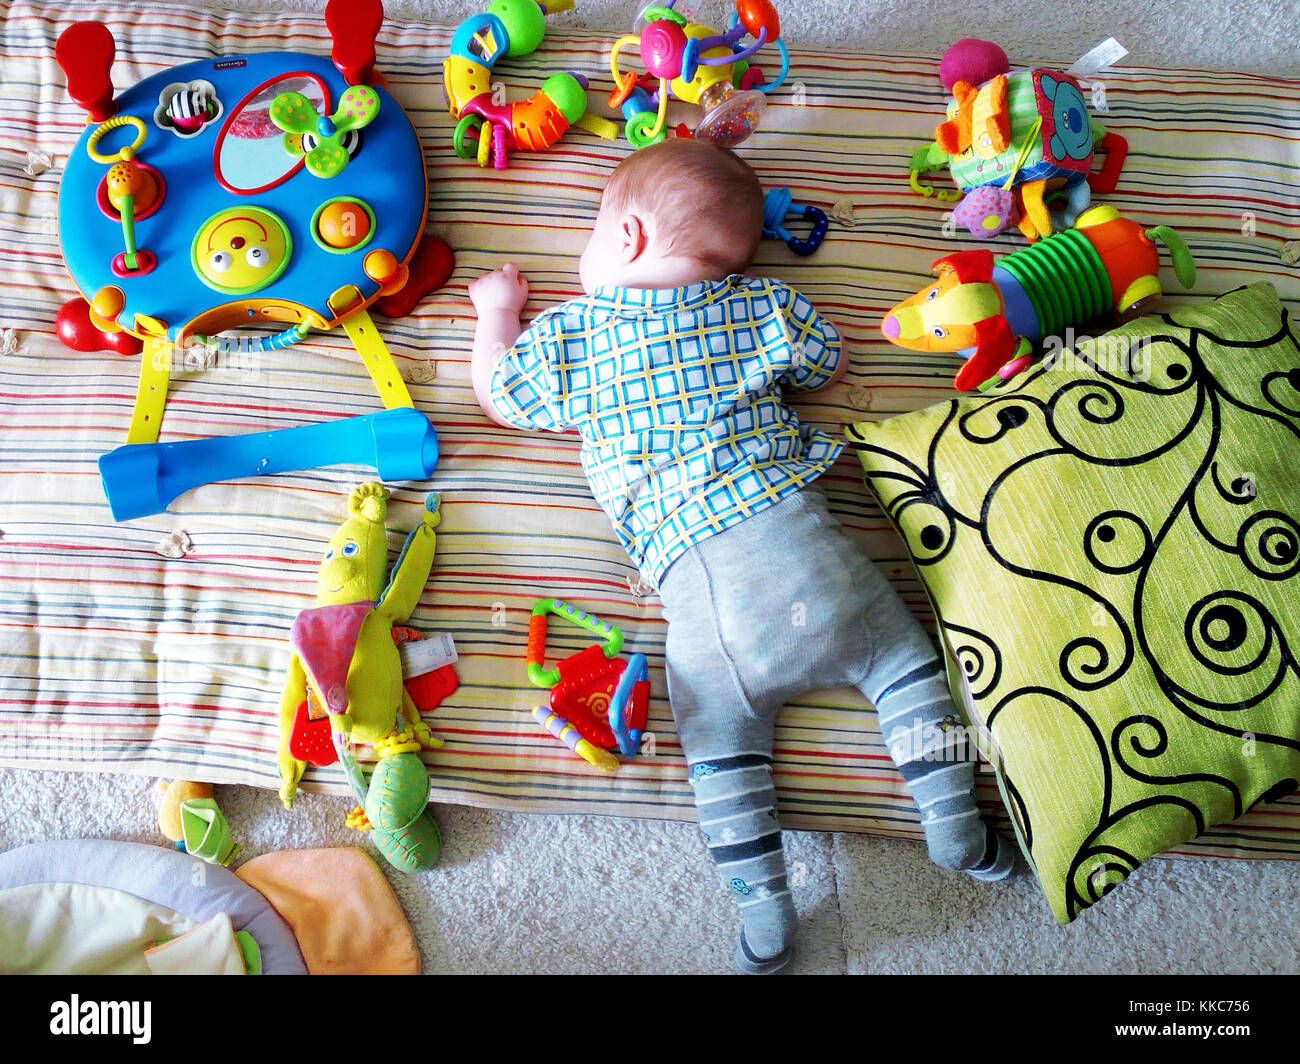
[54,0,454,520]
[880,205,1196,391]
[608,0,788,149]
[525,598,650,769]
[443,0,620,170]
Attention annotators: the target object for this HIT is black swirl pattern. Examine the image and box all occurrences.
[846,284,1300,922]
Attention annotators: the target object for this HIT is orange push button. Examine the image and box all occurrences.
[363,248,409,297]
[316,198,373,249]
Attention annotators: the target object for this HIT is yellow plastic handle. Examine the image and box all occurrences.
[87,114,146,164]
[610,33,640,87]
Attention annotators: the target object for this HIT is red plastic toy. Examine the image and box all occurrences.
[526,598,649,755]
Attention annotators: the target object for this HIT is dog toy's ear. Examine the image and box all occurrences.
[932,248,995,284]
[954,314,1019,391]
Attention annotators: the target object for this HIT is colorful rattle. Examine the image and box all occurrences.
[526,598,650,770]
[608,0,788,149]
[880,206,1196,391]
[277,483,454,872]
[443,0,619,170]
[908,38,1128,242]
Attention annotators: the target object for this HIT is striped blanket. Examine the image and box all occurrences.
[1,1,1298,857]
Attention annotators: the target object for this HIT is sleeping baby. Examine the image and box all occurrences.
[469,138,1013,974]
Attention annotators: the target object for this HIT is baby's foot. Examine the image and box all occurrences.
[924,811,1016,881]
[966,823,1016,882]
[733,930,793,975]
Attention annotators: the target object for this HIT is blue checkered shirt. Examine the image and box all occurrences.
[489,275,844,584]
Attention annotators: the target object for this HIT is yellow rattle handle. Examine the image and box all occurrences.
[610,33,640,88]
[87,114,146,164]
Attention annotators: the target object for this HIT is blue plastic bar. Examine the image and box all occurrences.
[99,406,439,521]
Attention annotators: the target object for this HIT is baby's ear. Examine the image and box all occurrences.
[620,214,647,262]
[349,481,390,521]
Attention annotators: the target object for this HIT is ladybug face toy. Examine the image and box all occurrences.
[192,207,292,293]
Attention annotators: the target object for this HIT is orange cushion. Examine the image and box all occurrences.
[236,848,418,975]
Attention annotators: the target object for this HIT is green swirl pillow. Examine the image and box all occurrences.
[845,282,1300,923]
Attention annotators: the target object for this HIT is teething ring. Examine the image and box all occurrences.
[640,4,687,27]
[452,113,484,159]
[87,114,146,164]
[608,69,640,109]
[526,598,624,688]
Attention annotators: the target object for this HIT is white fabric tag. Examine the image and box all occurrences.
[399,632,458,677]
[1068,38,1129,79]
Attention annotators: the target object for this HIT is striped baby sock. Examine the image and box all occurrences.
[689,755,797,975]
[873,661,1014,880]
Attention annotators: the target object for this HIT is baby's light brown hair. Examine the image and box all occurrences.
[601,138,765,278]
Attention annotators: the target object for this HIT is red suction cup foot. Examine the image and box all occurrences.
[57,22,117,121]
[375,235,455,318]
[326,0,383,86]
[56,298,143,355]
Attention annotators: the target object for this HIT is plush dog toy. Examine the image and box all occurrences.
[881,205,1196,390]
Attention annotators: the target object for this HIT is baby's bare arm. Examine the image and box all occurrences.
[469,264,530,428]
[821,354,850,388]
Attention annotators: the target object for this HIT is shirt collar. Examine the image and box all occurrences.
[585,275,747,315]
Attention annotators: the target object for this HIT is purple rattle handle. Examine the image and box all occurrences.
[697,25,767,66]
[491,122,509,170]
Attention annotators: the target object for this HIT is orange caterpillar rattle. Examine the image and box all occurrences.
[443,0,618,169]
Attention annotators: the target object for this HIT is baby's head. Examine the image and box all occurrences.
[579,138,765,294]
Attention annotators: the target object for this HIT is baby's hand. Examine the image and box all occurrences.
[470,263,529,316]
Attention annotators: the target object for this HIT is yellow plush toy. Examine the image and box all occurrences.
[277,483,444,810]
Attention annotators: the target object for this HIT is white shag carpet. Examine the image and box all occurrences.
[222,0,1299,75]
[3,0,1297,975]
[3,767,1298,973]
